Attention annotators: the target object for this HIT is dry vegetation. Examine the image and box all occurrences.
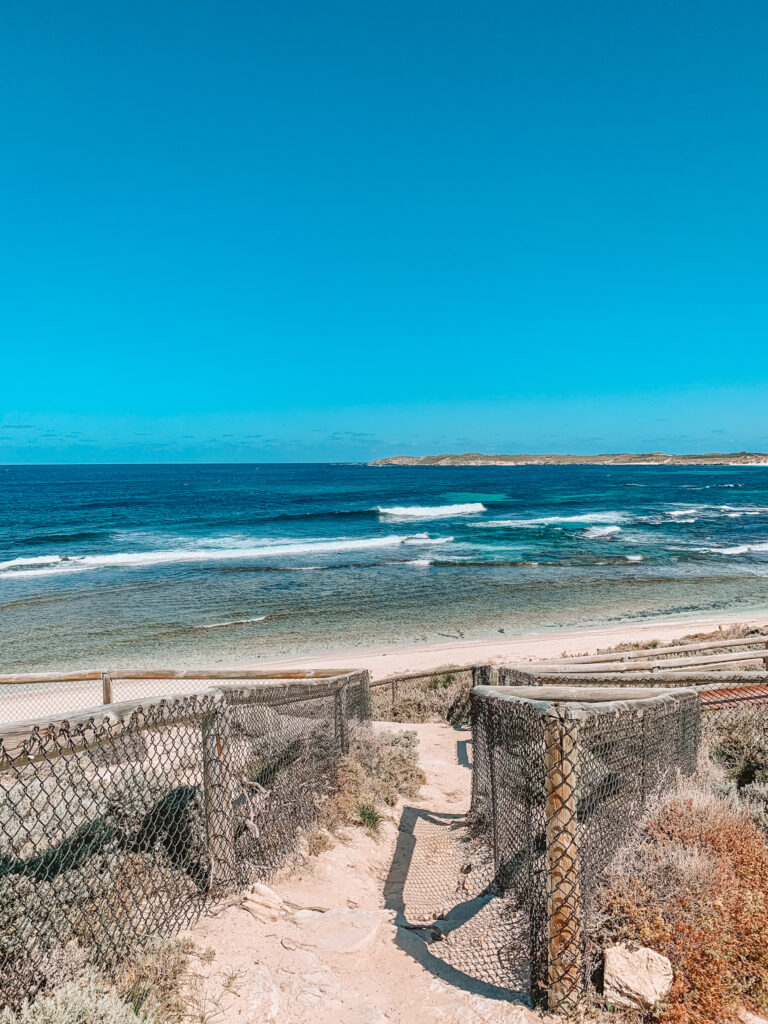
[595,622,768,657]
[595,778,768,1024]
[369,668,473,725]
[307,726,425,851]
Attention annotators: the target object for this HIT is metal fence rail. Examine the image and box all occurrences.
[0,670,369,1009]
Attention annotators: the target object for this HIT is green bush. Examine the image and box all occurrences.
[0,972,158,1024]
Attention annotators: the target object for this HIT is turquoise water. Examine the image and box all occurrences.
[2,463,768,671]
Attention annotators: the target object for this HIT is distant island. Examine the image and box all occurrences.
[371,451,768,467]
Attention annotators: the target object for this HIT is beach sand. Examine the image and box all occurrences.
[256,608,768,679]
[2,608,768,725]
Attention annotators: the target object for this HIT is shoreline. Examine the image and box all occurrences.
[250,607,768,679]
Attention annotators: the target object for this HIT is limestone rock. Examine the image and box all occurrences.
[243,964,280,1022]
[740,1012,768,1024]
[242,881,287,923]
[604,943,673,1010]
[293,908,395,954]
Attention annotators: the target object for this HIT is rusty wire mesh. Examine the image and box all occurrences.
[0,672,369,1009]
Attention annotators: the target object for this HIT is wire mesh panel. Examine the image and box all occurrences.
[0,693,217,1008]
[0,670,371,1009]
[470,685,700,1012]
[369,666,482,725]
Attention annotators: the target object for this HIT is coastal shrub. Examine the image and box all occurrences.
[356,803,381,832]
[594,623,768,664]
[707,709,768,788]
[0,971,160,1024]
[308,726,425,844]
[373,669,472,725]
[595,779,768,1024]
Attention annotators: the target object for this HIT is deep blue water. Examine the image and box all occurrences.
[2,462,768,671]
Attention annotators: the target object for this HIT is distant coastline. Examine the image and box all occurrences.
[370,451,768,467]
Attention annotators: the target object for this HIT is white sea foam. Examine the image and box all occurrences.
[473,512,625,528]
[0,535,448,579]
[626,555,644,562]
[195,616,268,629]
[703,542,768,556]
[584,525,622,538]
[405,559,432,567]
[667,504,766,521]
[402,534,453,545]
[0,555,66,570]
[376,503,486,519]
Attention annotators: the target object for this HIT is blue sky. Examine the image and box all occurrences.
[2,0,768,463]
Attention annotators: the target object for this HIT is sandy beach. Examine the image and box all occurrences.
[255,608,768,679]
[2,608,767,726]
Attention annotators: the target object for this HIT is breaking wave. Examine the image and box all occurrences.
[0,534,452,579]
[584,525,622,539]
[473,511,625,528]
[376,503,486,519]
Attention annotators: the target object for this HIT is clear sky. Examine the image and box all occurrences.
[2,0,768,463]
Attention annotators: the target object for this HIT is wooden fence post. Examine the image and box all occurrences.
[101,672,113,705]
[202,701,238,891]
[472,664,493,688]
[543,709,582,1010]
[335,682,349,753]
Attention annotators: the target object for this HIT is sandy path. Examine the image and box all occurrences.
[187,722,540,1024]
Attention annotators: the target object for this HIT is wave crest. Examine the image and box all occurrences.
[376,503,486,519]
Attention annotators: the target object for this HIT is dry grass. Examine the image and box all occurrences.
[370,668,473,725]
[595,777,768,1024]
[307,726,425,847]
[592,622,768,657]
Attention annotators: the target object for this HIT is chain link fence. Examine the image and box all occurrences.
[0,670,369,1009]
[368,665,491,725]
[470,683,700,1012]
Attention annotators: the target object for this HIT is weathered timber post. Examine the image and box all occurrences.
[487,703,499,870]
[101,672,113,705]
[335,682,349,753]
[764,639,768,671]
[472,664,494,688]
[543,708,583,1011]
[202,700,238,891]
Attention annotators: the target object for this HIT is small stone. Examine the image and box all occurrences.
[604,943,673,1010]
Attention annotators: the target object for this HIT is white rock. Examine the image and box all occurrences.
[604,943,673,1010]
[293,908,395,954]
[243,964,280,1022]
[250,881,285,907]
[740,1012,768,1024]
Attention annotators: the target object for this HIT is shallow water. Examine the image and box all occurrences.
[2,462,768,670]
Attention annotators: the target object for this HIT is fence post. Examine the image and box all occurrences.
[472,664,493,688]
[764,639,768,671]
[487,703,499,870]
[335,683,349,753]
[101,672,113,705]
[202,700,238,891]
[543,709,582,1011]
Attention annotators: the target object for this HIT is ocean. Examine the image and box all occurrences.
[2,462,768,671]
